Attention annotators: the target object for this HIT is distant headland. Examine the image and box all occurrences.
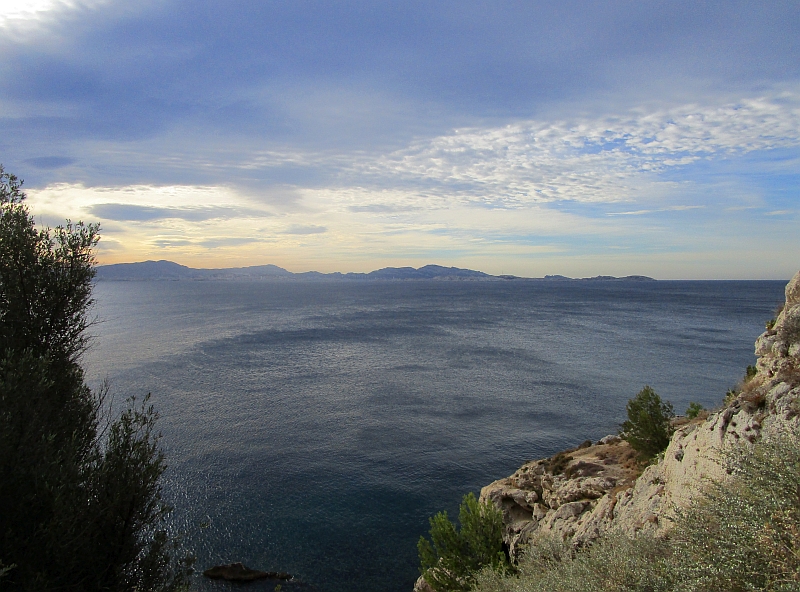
[95,260,656,282]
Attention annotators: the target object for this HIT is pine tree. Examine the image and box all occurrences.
[418,492,510,591]
[619,385,674,459]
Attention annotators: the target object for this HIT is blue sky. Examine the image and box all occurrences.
[1,0,798,278]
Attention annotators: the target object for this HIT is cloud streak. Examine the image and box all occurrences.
[89,203,251,222]
[355,95,800,208]
[24,156,76,169]
[283,225,327,235]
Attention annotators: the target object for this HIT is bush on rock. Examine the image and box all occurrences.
[418,492,510,591]
[619,386,674,460]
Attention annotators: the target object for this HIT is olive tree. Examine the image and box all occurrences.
[0,166,191,590]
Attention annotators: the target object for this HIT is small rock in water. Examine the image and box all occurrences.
[203,562,292,582]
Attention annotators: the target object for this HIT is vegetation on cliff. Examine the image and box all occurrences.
[418,492,511,591]
[619,386,674,460]
[472,426,800,591]
[419,385,676,591]
[0,167,191,590]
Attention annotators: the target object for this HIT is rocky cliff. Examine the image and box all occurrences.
[478,270,800,559]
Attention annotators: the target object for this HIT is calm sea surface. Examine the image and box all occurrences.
[82,279,786,592]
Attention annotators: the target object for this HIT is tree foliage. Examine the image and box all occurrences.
[619,385,674,459]
[0,166,192,590]
[684,402,704,419]
[418,492,510,591]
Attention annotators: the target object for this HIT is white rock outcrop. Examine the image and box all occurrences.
[480,270,800,555]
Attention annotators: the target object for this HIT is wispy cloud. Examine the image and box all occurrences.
[607,205,706,216]
[347,204,400,213]
[199,237,262,248]
[24,156,76,169]
[283,225,327,235]
[89,203,250,222]
[0,0,99,26]
[27,183,272,218]
[150,238,193,248]
[354,95,800,208]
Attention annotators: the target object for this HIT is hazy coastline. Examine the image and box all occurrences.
[96,260,656,283]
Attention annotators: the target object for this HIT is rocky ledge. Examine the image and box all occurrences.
[481,435,641,557]
[478,269,800,558]
[203,562,292,582]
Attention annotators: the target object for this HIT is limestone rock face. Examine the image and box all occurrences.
[481,270,800,553]
[785,272,800,308]
[480,439,640,556]
[413,574,436,592]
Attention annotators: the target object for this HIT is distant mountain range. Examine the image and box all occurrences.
[95,260,656,282]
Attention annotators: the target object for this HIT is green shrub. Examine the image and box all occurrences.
[672,429,800,591]
[686,401,706,419]
[767,304,785,334]
[546,451,573,475]
[0,562,14,579]
[685,402,705,419]
[723,387,738,405]
[619,386,674,460]
[472,425,800,592]
[472,532,674,592]
[418,492,510,591]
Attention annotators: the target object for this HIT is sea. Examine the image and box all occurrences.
[81,278,787,592]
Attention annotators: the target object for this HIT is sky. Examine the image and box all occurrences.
[1,0,798,278]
